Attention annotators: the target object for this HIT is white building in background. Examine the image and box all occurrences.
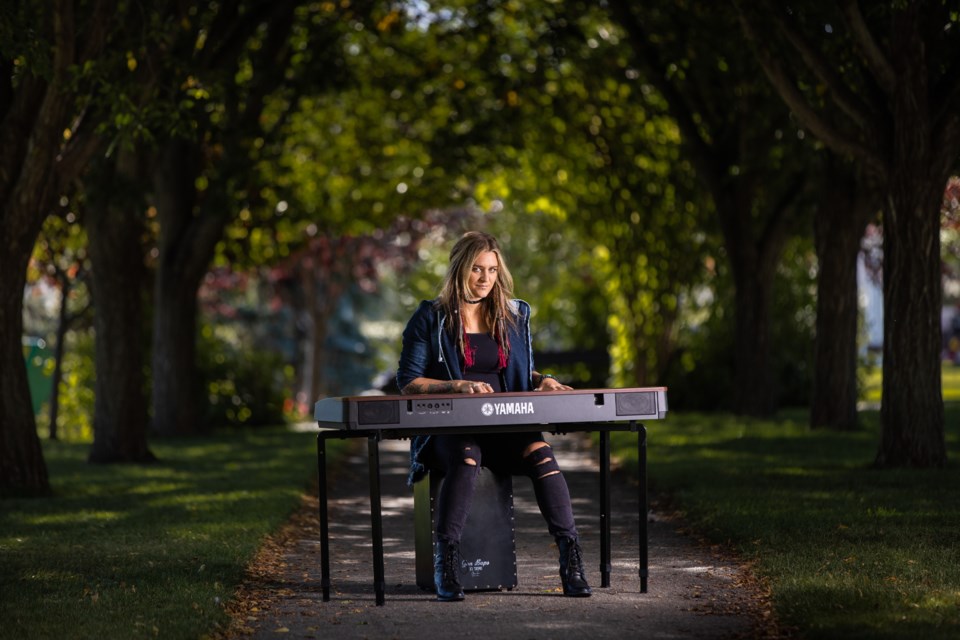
[857,252,884,355]
[857,239,960,362]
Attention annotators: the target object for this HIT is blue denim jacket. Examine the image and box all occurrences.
[396,298,536,484]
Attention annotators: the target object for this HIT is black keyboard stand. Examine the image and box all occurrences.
[316,420,648,605]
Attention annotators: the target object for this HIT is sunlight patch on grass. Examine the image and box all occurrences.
[125,482,190,495]
[944,367,960,400]
[146,488,273,508]
[863,362,960,402]
[21,510,125,525]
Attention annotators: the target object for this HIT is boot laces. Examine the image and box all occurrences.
[567,540,585,575]
[443,544,463,581]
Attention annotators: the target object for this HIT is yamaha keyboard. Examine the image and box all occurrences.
[314,386,668,431]
[313,386,666,605]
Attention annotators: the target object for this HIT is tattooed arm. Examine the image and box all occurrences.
[401,378,494,395]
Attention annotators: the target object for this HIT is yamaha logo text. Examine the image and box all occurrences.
[481,401,535,417]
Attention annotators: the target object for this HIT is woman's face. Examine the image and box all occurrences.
[467,251,499,300]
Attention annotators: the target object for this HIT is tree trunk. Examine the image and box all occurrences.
[47,273,71,440]
[0,77,62,494]
[716,188,790,417]
[152,270,204,436]
[86,155,155,462]
[151,141,202,436]
[877,184,946,466]
[150,139,228,436]
[730,261,777,416]
[810,167,874,430]
[877,156,947,465]
[875,10,948,468]
[0,251,50,494]
[0,167,53,491]
[304,266,333,403]
[1,0,122,489]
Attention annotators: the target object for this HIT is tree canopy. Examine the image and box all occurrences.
[4,0,958,492]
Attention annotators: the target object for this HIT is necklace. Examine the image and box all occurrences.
[464,298,483,304]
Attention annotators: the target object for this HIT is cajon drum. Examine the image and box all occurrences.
[414,468,517,591]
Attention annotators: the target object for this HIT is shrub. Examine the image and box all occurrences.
[197,324,294,428]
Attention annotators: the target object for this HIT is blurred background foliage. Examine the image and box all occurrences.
[21,0,944,443]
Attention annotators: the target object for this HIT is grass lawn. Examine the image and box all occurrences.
[862,362,960,403]
[609,404,960,640]
[0,426,339,640]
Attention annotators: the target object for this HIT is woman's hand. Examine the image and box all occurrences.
[536,375,572,392]
[455,380,494,394]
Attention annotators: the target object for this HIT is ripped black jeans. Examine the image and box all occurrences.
[425,432,579,544]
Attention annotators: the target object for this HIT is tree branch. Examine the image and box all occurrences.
[56,116,104,184]
[737,9,884,177]
[10,0,79,226]
[52,0,75,77]
[773,8,877,131]
[839,0,895,95]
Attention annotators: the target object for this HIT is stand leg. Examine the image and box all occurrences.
[638,424,648,593]
[368,435,386,605]
[317,434,331,602]
[599,430,612,588]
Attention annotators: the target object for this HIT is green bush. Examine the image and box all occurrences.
[663,237,817,411]
[197,324,294,428]
[32,323,293,438]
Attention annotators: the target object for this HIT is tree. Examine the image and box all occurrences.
[607,0,816,415]
[492,36,711,386]
[809,157,878,430]
[0,0,116,492]
[63,1,367,440]
[84,149,155,462]
[737,2,959,467]
[146,1,371,436]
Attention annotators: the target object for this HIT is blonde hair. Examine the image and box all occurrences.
[437,231,518,359]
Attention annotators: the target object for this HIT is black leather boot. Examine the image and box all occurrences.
[434,539,465,602]
[557,536,592,597]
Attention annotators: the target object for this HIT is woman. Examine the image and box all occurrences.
[396,230,591,602]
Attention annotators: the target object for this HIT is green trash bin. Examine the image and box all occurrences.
[22,336,53,416]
